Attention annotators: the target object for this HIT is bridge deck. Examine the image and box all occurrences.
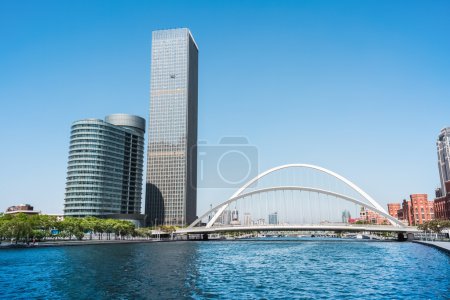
[177,224,418,235]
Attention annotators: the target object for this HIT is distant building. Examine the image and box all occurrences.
[63,114,145,225]
[231,209,239,221]
[341,210,351,223]
[268,212,278,225]
[401,194,434,226]
[46,214,65,221]
[437,127,450,195]
[387,203,401,219]
[243,213,252,226]
[359,207,388,225]
[5,204,39,215]
[230,208,240,225]
[221,210,232,225]
[347,217,360,224]
[255,218,265,225]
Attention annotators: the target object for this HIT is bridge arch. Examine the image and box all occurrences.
[190,186,404,228]
[189,164,401,228]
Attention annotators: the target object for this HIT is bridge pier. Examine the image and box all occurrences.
[407,233,415,241]
[397,232,415,241]
[397,233,415,241]
[202,234,209,241]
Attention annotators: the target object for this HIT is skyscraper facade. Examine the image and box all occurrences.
[437,127,450,195]
[145,28,198,226]
[64,114,145,221]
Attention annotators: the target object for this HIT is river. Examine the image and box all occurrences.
[0,239,449,299]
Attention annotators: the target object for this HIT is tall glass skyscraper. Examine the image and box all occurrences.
[145,28,198,227]
[64,114,145,221]
[437,127,450,195]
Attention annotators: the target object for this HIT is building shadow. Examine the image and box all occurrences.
[145,183,165,226]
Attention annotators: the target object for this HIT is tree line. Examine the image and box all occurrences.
[417,219,450,233]
[0,213,176,244]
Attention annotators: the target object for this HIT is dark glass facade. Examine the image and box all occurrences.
[145,28,198,226]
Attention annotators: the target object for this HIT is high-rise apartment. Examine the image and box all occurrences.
[64,114,145,224]
[437,127,450,195]
[145,28,198,226]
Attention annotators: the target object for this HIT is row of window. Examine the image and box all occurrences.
[70,143,141,154]
[70,137,144,149]
[68,154,127,164]
[72,122,143,137]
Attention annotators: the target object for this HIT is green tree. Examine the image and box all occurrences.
[6,213,33,244]
[135,227,152,239]
[81,216,98,240]
[104,219,116,240]
[61,217,85,240]
[26,214,52,241]
[92,218,106,240]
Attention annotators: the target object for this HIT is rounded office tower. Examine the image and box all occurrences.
[64,115,145,217]
[105,114,146,132]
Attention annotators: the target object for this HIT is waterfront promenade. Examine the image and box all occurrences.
[413,240,450,254]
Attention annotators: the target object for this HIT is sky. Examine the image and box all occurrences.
[0,0,449,215]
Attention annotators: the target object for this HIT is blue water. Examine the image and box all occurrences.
[0,240,449,299]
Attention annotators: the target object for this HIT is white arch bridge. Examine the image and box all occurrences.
[176,164,418,237]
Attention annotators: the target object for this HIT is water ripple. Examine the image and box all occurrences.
[0,240,449,299]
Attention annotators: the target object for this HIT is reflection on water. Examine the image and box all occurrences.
[0,240,449,299]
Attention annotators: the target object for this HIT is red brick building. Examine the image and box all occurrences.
[387,195,434,226]
[359,207,389,225]
[387,203,401,219]
[434,181,450,219]
[401,194,434,226]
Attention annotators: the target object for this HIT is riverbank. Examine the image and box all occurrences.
[0,236,407,249]
[413,240,450,254]
[0,239,159,249]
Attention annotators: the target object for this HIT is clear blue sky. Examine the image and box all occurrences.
[1,0,449,215]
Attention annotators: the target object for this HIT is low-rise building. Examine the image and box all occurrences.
[387,203,401,219]
[390,196,433,226]
[401,194,434,226]
[5,204,40,215]
[359,207,389,225]
[434,181,450,219]
[434,197,450,219]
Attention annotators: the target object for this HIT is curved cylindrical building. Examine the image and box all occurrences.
[64,114,145,218]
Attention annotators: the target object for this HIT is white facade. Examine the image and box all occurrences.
[437,127,450,195]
